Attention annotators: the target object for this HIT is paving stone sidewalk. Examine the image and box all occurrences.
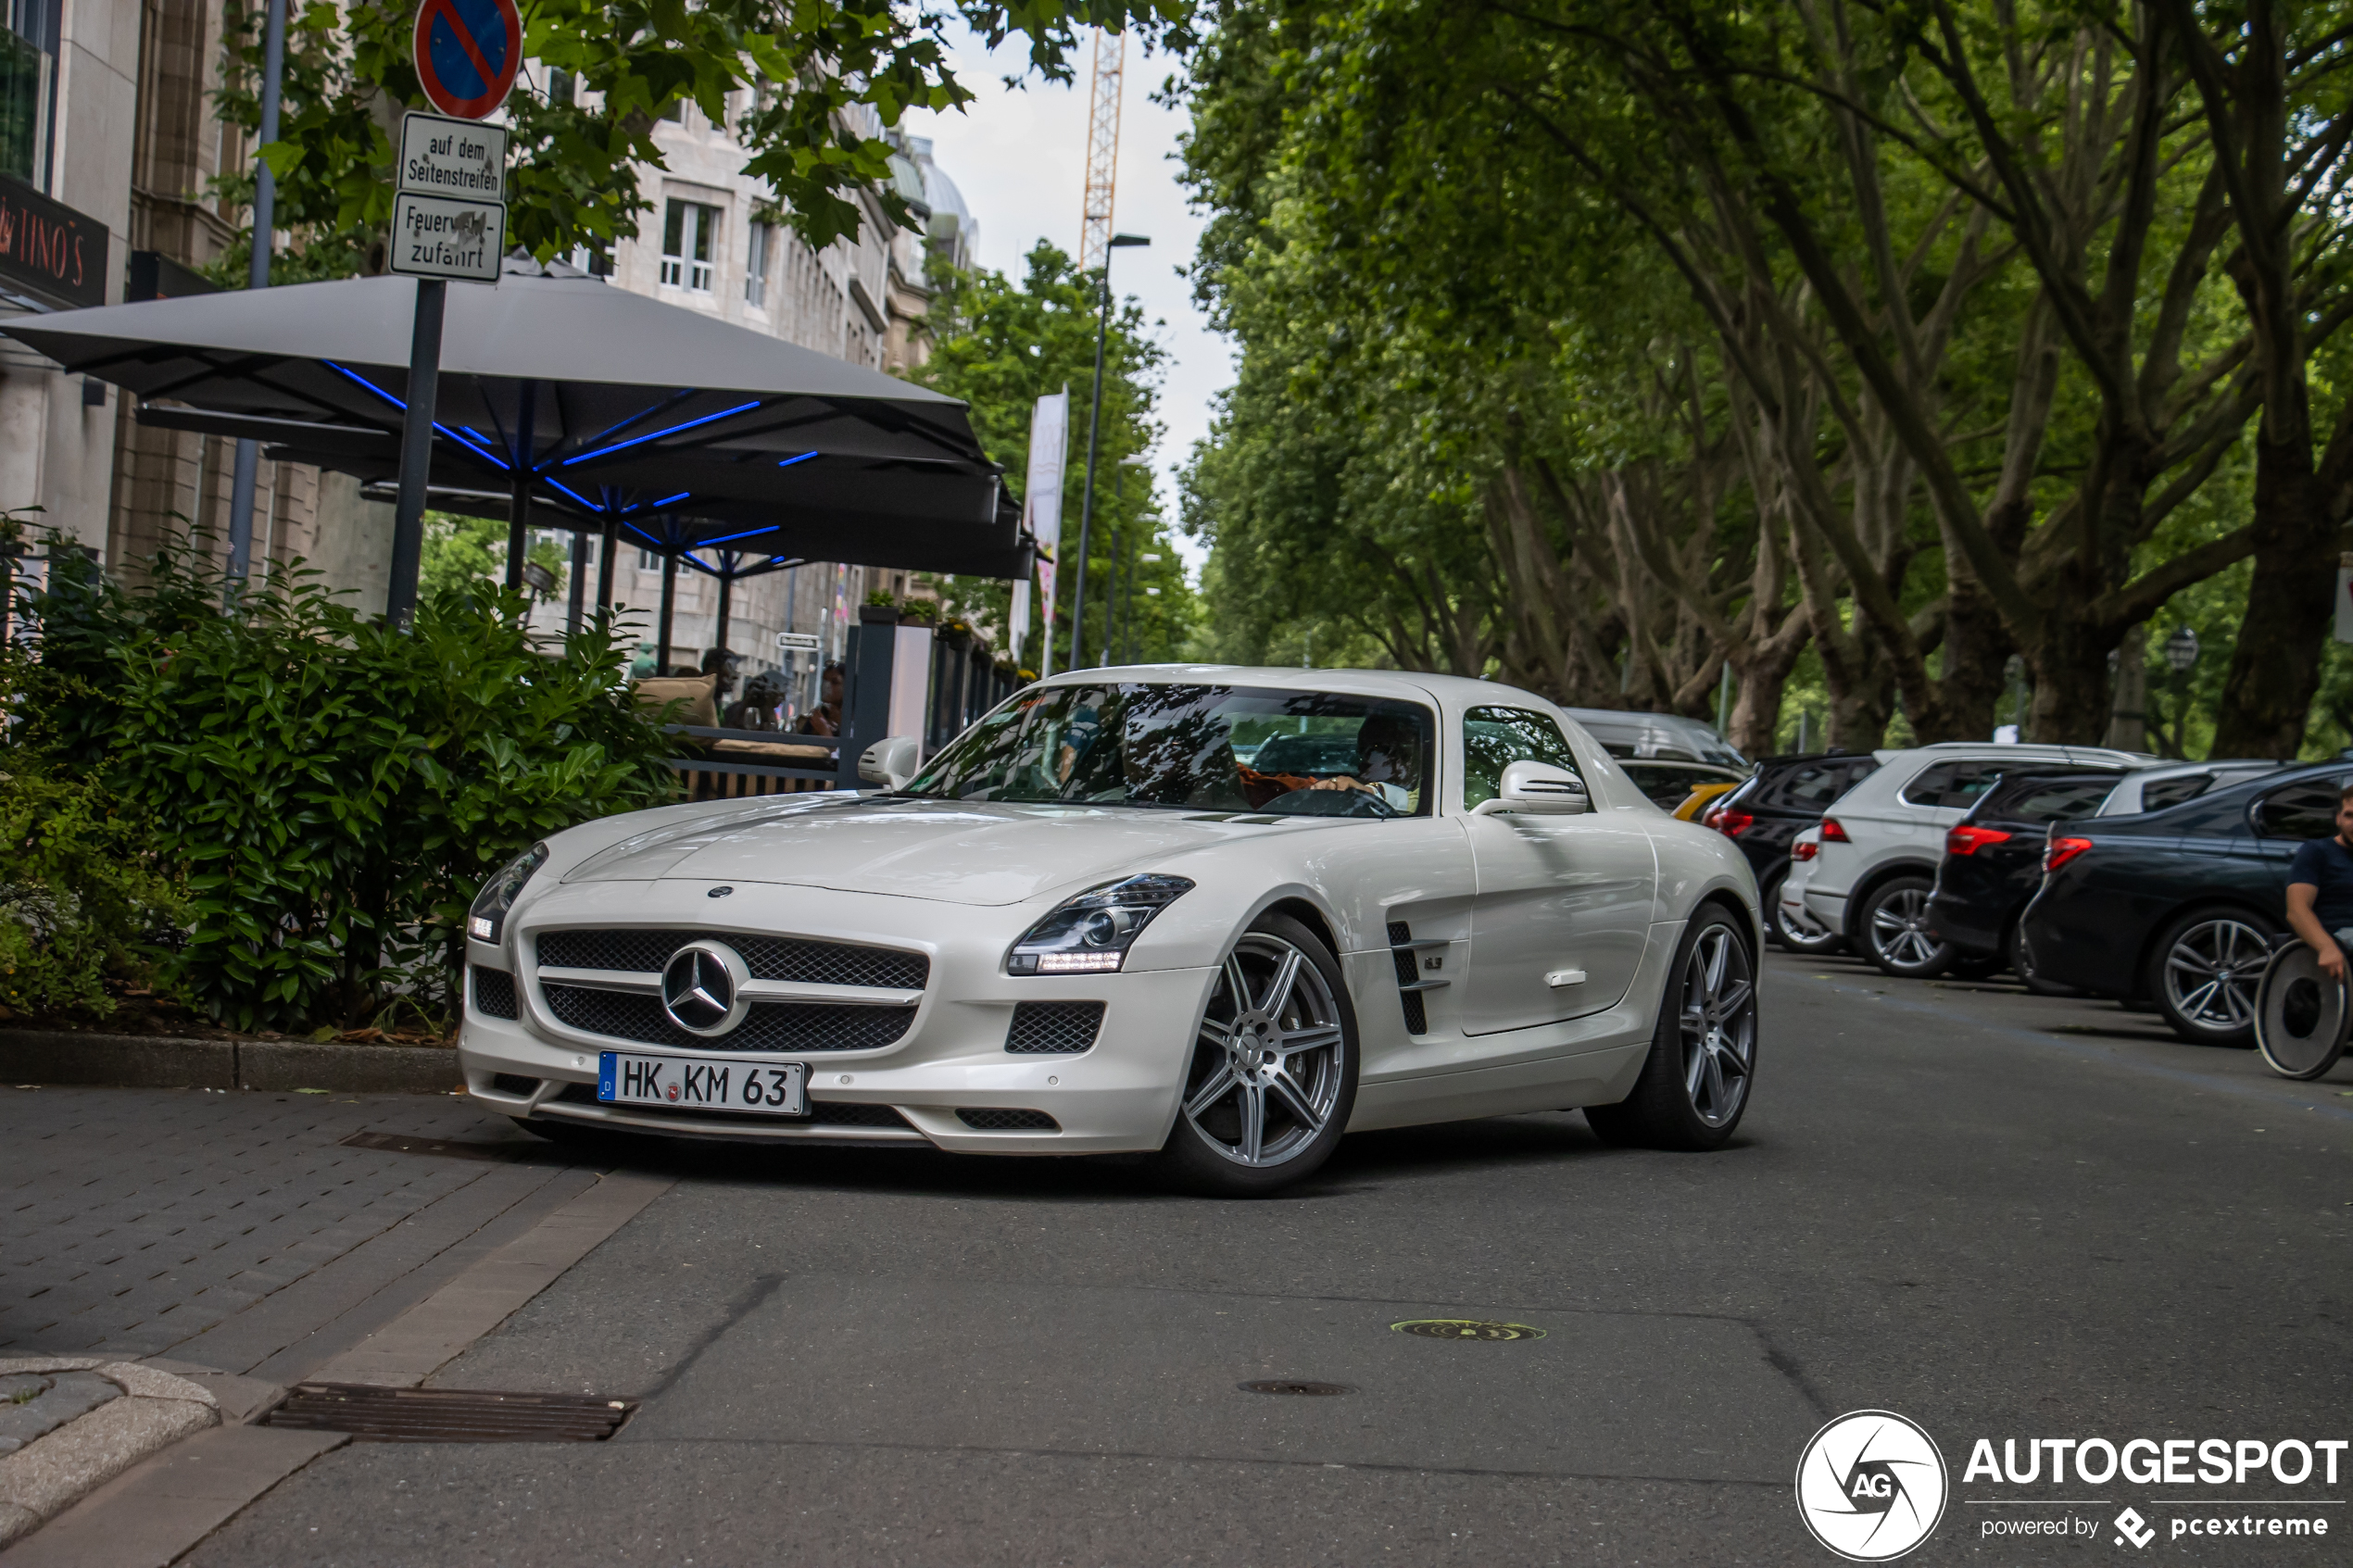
[0,1087,551,1360]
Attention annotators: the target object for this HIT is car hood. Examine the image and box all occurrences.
[559,795,1319,907]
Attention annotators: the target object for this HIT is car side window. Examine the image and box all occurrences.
[1765,759,1874,810]
[1464,707,1585,809]
[1899,760,2002,809]
[2007,779,2114,823]
[2139,776,2213,813]
[2254,781,2341,840]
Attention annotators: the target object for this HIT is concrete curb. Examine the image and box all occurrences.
[0,1032,462,1096]
[0,1361,219,1549]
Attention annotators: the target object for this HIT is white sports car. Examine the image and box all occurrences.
[458,668,1763,1194]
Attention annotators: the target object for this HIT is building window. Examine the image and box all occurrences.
[745,220,771,307]
[547,68,574,105]
[1,0,59,189]
[661,200,718,292]
[637,547,661,571]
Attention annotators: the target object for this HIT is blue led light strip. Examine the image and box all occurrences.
[560,400,763,467]
[321,361,510,469]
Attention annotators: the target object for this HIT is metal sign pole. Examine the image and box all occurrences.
[386,278,447,628]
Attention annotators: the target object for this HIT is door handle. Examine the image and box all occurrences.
[1545,968,1587,987]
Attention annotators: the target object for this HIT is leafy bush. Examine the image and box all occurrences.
[0,761,183,1019]
[16,535,676,1032]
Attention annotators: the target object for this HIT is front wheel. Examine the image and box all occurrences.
[1858,875,1952,979]
[1153,913,1358,1197]
[2150,907,2275,1047]
[1586,907,1757,1150]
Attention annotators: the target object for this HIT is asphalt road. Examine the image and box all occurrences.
[180,951,2353,1566]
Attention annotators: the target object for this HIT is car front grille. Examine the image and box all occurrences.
[472,967,519,1021]
[540,984,914,1052]
[956,1108,1061,1131]
[535,929,927,990]
[1005,1001,1104,1055]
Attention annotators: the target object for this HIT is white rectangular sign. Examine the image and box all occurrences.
[776,631,822,652]
[389,192,506,283]
[397,112,509,201]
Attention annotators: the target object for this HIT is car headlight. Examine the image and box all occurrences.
[468,842,549,944]
[1006,873,1195,975]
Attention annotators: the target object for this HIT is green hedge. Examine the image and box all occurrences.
[13,535,676,1032]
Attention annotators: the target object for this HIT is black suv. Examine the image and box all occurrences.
[1703,752,1881,945]
[1925,769,2120,988]
[2020,761,2350,1047]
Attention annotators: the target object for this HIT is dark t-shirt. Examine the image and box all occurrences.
[2286,836,2353,931]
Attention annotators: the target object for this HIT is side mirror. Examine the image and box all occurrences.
[859,734,922,790]
[1475,759,1590,815]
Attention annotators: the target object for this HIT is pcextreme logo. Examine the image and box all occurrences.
[1795,1411,1950,1562]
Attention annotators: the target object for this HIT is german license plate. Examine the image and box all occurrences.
[598,1053,806,1116]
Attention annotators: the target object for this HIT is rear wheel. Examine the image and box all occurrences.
[1857,875,1952,979]
[2254,944,2351,1079]
[1154,913,1358,1197]
[2148,907,2275,1047]
[1772,874,1847,956]
[1586,907,1757,1150]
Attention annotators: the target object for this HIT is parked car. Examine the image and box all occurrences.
[2090,759,2284,816]
[1804,742,2148,979]
[1774,825,1845,954]
[2020,761,2350,1047]
[1704,753,1882,946]
[1619,758,1750,816]
[1560,708,1746,766]
[1924,769,2122,992]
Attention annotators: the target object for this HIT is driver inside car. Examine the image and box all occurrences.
[1237,715,1425,812]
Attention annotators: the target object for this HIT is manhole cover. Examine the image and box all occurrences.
[1238,1379,1355,1396]
[1390,1319,1547,1341]
[265,1383,635,1442]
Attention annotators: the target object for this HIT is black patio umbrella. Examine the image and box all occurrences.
[1,257,1032,587]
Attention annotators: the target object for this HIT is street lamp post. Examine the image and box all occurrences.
[2163,626,2200,758]
[1068,232,1149,674]
[222,0,288,608]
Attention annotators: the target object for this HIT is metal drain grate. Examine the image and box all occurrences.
[265,1383,635,1442]
[1390,1319,1546,1341]
[1239,1379,1355,1396]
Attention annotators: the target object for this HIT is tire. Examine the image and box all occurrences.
[1857,874,1953,979]
[2007,920,2080,997]
[1772,877,1847,956]
[1154,912,1359,1197]
[2253,943,2352,1080]
[2149,906,2277,1047]
[1586,906,1757,1151]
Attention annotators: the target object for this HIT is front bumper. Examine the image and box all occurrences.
[459,878,1219,1155]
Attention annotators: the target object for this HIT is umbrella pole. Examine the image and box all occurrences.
[565,528,587,638]
[595,515,618,617]
[386,279,447,629]
[714,568,732,671]
[656,550,678,672]
[504,382,536,593]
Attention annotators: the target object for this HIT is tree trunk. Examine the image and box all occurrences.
[2104,623,2149,751]
[2211,423,2330,758]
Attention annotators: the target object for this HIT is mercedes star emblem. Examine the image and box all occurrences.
[661,941,750,1035]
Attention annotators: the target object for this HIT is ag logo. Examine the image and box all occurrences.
[1795,1410,1948,1562]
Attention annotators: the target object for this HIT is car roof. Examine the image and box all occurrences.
[1045,664,1543,709]
[1869,742,2151,766]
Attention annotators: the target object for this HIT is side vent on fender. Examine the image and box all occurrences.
[1387,922,1451,1035]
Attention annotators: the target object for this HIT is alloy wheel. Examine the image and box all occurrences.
[2162,917,2269,1034]
[1679,923,1755,1128]
[1181,933,1347,1167]
[1869,885,1944,970]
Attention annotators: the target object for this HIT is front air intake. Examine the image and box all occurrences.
[957,1108,1061,1131]
[1005,1001,1104,1055]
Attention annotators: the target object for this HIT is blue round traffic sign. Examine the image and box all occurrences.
[413,0,522,120]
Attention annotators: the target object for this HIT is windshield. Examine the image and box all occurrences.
[903,683,1436,817]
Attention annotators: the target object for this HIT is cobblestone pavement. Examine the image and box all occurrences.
[0,1087,545,1359]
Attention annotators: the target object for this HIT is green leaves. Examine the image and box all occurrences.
[10,539,675,1033]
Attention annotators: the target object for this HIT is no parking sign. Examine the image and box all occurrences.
[413,0,522,119]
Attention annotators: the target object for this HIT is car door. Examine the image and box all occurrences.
[1460,706,1657,1034]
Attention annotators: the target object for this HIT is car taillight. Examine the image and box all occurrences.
[1792,840,1818,862]
[1713,809,1754,838]
[1945,824,2013,856]
[1819,817,1850,843]
[2045,835,2093,873]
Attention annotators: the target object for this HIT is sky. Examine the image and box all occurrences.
[903,28,1228,580]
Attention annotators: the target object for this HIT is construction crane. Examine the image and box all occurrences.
[1076,28,1125,271]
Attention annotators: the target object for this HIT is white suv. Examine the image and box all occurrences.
[1802,742,2149,978]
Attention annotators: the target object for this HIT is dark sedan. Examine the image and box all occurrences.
[2020,761,2350,1047]
[1926,770,2120,987]
[1704,752,1881,945]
